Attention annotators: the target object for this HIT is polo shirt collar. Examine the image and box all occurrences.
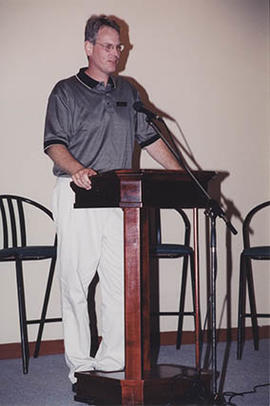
[77,67,116,90]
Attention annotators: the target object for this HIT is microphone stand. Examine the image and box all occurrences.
[146,115,237,403]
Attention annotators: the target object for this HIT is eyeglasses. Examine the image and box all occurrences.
[95,42,124,53]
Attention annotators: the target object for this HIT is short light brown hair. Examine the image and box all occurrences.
[84,14,120,43]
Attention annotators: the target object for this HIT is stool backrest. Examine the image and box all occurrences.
[155,208,191,246]
[0,195,54,249]
[243,201,270,249]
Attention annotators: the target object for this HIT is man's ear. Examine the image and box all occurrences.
[84,41,93,57]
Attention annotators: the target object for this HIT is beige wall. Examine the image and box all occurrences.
[0,0,269,344]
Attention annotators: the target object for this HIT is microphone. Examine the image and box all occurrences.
[133,101,158,120]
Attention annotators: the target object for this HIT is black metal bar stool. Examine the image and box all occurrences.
[151,208,200,349]
[237,200,270,359]
[0,195,62,373]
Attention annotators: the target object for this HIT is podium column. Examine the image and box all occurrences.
[122,207,152,404]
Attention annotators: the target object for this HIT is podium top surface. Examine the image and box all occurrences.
[71,169,216,209]
[79,168,215,180]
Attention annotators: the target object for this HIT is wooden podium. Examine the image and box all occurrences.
[70,169,215,405]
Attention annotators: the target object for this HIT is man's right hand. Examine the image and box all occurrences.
[72,168,97,190]
[46,145,97,190]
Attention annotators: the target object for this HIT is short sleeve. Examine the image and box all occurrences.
[134,95,160,148]
[43,83,72,152]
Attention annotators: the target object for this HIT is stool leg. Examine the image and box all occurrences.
[34,256,57,358]
[15,258,30,374]
[176,255,188,349]
[190,252,201,350]
[246,259,259,351]
[237,254,246,359]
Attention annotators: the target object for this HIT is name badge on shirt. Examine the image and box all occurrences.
[116,101,127,107]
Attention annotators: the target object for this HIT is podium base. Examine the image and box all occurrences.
[74,364,212,405]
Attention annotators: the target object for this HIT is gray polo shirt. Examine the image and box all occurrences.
[44,68,159,177]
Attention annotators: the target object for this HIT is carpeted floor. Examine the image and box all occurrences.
[0,339,269,406]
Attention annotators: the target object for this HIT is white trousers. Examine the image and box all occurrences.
[52,178,124,383]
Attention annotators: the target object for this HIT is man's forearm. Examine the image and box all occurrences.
[145,138,183,170]
[46,144,96,189]
[46,144,84,175]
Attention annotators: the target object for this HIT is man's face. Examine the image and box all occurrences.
[85,26,121,78]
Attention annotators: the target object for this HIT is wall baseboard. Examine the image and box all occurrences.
[0,339,65,360]
[159,325,270,345]
[1,325,269,360]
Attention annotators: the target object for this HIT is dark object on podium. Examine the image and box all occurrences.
[70,169,215,405]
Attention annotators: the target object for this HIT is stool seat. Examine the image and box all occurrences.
[0,245,56,260]
[153,244,193,257]
[242,246,270,260]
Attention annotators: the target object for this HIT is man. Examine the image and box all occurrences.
[44,15,181,385]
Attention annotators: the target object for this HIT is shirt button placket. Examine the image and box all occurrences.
[105,93,113,113]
